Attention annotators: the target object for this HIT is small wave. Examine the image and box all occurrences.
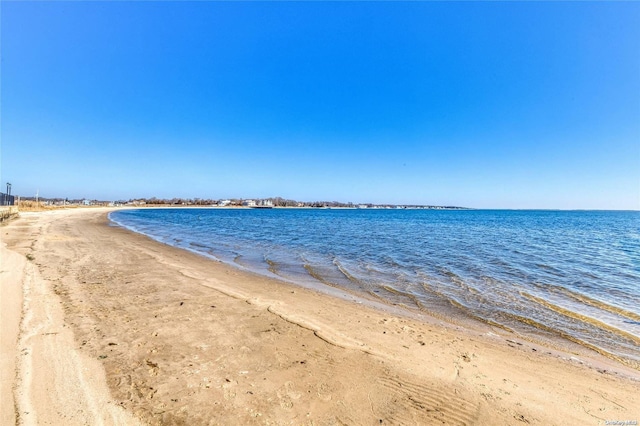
[381,285,425,310]
[189,241,210,249]
[380,255,405,270]
[264,256,279,276]
[419,282,514,332]
[302,258,388,302]
[534,263,565,277]
[438,268,479,295]
[579,270,602,281]
[419,282,482,320]
[533,283,640,323]
[333,258,362,285]
[303,263,337,288]
[445,296,500,326]
[521,292,640,346]
[503,311,639,371]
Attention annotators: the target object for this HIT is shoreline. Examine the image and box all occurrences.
[3,208,639,424]
[109,207,640,373]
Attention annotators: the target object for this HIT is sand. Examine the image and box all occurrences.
[1,208,638,425]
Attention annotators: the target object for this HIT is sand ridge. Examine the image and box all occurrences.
[2,212,142,425]
[2,208,639,425]
[1,238,25,425]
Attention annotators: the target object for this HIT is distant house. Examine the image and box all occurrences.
[219,200,231,207]
[243,199,256,207]
[82,199,91,206]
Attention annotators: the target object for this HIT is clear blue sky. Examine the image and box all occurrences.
[2,2,638,209]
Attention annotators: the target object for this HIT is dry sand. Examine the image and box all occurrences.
[1,208,638,425]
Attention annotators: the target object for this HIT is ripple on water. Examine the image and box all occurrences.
[110,208,640,369]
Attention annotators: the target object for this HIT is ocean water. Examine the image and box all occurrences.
[110,208,640,368]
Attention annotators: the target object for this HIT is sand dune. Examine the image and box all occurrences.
[2,208,638,425]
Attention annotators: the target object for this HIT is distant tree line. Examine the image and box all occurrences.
[16,195,469,209]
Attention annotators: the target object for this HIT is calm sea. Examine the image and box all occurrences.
[110,208,640,368]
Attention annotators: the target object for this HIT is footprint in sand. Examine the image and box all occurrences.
[277,381,302,409]
[284,381,302,399]
[222,379,238,400]
[279,396,293,409]
[145,359,159,376]
[316,382,332,401]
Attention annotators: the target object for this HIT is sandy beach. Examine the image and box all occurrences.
[1,208,638,425]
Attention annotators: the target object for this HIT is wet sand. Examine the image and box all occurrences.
[2,208,638,425]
